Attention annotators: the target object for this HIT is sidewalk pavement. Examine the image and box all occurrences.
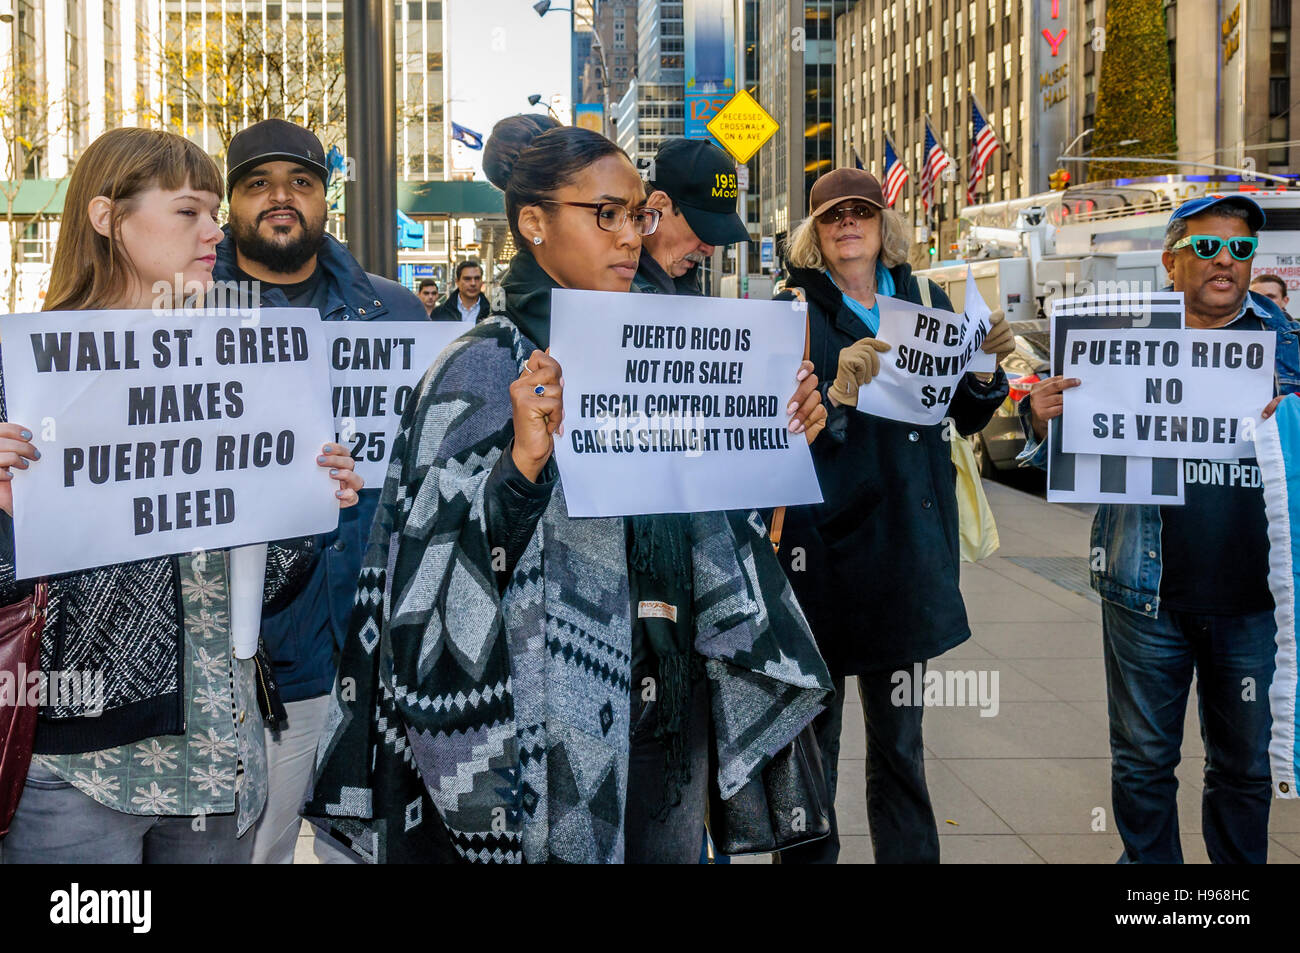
[296,478,1300,864]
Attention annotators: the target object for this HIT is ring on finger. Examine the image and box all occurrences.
[534,384,545,396]
[522,361,532,375]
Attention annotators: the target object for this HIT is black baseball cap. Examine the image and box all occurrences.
[649,138,750,247]
[226,119,330,195]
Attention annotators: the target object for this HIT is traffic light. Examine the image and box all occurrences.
[1049,168,1072,191]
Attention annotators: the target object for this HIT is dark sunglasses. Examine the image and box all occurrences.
[817,203,877,225]
[1171,234,1259,261]
[539,200,661,236]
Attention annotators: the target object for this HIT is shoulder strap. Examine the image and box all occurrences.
[917,276,933,308]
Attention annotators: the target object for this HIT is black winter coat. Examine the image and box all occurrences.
[777,263,1007,678]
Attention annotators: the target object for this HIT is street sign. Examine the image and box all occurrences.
[706,89,779,164]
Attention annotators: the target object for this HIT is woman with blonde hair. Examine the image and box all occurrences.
[774,168,1013,864]
[0,127,361,863]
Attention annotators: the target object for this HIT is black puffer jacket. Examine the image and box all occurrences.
[0,364,318,755]
[776,263,1008,678]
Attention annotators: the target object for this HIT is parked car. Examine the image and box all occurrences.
[969,320,1051,476]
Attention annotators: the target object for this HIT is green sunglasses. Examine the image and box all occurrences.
[1171,234,1259,261]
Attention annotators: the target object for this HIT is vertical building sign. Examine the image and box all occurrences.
[1219,0,1245,168]
[1032,0,1071,193]
[684,0,735,146]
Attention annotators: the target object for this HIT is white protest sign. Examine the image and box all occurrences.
[962,269,998,375]
[549,289,822,517]
[0,308,339,578]
[1061,327,1275,459]
[1047,294,1187,505]
[854,293,991,425]
[328,321,467,485]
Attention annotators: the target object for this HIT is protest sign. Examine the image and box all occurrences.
[328,321,466,485]
[961,269,998,376]
[549,289,822,517]
[0,308,339,578]
[1047,294,1185,504]
[1061,327,1274,459]
[854,287,992,425]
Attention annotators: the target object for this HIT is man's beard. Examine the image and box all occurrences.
[231,206,327,274]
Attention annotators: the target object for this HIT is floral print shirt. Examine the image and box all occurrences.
[34,549,268,836]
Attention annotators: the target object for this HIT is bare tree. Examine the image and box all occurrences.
[140,9,349,161]
[0,51,70,311]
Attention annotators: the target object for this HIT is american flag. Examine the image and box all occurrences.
[919,118,952,215]
[966,96,1001,204]
[882,135,909,207]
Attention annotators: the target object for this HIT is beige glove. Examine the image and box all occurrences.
[981,308,1014,361]
[828,337,892,406]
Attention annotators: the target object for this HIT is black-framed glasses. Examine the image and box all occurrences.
[817,203,877,225]
[1171,234,1259,261]
[539,200,661,236]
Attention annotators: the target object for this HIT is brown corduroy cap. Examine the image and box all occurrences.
[808,168,886,219]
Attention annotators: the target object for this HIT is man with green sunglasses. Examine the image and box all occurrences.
[1021,192,1300,863]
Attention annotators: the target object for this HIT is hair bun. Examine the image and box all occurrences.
[483,114,561,191]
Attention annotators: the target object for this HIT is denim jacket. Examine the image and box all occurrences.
[1017,290,1300,618]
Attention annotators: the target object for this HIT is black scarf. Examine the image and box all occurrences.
[501,249,697,811]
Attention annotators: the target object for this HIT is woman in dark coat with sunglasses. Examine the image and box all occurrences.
[775,168,1012,864]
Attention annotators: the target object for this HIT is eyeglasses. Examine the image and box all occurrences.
[1171,234,1259,261]
[817,204,877,225]
[539,201,661,236]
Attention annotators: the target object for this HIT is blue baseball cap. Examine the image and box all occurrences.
[1169,193,1266,232]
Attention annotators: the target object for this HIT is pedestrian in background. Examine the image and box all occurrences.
[1251,273,1290,317]
[1022,194,1299,863]
[418,278,442,316]
[775,167,1011,864]
[430,259,490,322]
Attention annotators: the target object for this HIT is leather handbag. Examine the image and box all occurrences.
[0,580,47,837]
[706,716,831,856]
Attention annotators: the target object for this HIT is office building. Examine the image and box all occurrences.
[755,0,851,248]
[578,0,637,109]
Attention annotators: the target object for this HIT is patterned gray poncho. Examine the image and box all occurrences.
[304,314,832,863]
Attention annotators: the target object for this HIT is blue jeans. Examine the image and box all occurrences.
[777,670,939,864]
[1102,601,1276,864]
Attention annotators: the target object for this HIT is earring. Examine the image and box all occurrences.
[533,236,542,245]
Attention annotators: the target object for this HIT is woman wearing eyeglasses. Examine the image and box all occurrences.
[305,115,831,864]
[772,168,1011,864]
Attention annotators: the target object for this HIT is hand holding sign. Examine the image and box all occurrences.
[0,422,38,517]
[1027,375,1082,441]
[829,338,892,407]
[510,349,565,482]
[981,308,1015,362]
[792,360,827,442]
[318,442,363,505]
